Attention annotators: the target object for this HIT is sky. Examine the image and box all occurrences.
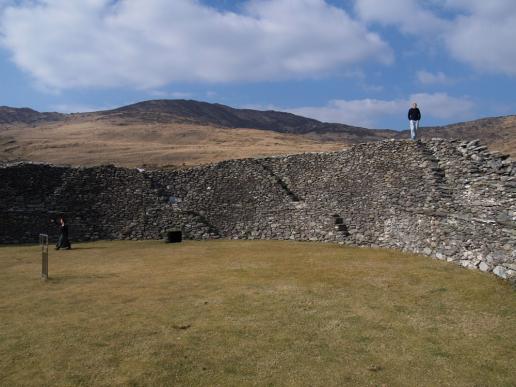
[0,0,516,130]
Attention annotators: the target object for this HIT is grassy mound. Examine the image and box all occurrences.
[1,240,515,386]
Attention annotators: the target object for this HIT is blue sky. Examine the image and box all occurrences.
[1,0,515,129]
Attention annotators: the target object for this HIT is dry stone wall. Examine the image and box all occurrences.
[1,139,515,281]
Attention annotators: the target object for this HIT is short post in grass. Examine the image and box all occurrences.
[39,233,49,281]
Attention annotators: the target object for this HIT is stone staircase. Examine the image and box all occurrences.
[182,210,221,239]
[254,160,302,202]
[416,141,453,202]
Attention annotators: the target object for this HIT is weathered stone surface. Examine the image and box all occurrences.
[1,139,514,281]
[504,263,516,270]
[493,266,509,279]
[479,262,490,272]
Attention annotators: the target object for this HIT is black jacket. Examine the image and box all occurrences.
[60,224,69,238]
[408,107,421,121]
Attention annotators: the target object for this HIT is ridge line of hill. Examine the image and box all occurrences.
[1,99,514,167]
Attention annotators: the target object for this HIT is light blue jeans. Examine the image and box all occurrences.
[409,120,419,140]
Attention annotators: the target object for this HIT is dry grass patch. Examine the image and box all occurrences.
[0,120,345,167]
[0,240,515,386]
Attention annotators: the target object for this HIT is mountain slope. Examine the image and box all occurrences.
[93,99,396,140]
[0,106,63,125]
[0,116,349,168]
[3,100,389,167]
[0,99,514,167]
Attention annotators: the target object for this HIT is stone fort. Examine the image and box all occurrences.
[1,139,515,281]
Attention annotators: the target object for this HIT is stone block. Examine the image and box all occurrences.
[493,266,508,279]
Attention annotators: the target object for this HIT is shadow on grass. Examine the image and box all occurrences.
[0,244,109,250]
[46,273,119,284]
[56,246,109,250]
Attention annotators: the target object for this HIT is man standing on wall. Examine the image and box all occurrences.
[408,102,421,140]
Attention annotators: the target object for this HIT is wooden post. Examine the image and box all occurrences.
[40,234,48,281]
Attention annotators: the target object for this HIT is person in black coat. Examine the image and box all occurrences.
[55,217,71,250]
[408,102,421,140]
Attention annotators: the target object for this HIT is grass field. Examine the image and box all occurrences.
[0,240,515,386]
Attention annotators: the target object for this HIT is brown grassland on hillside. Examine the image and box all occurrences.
[1,240,515,386]
[1,111,515,167]
[0,118,346,167]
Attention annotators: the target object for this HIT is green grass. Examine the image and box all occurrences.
[0,240,515,386]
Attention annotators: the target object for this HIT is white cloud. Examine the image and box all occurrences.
[443,0,516,16]
[445,5,516,76]
[416,70,452,85]
[0,0,392,90]
[355,0,516,76]
[354,0,448,35]
[409,92,474,120]
[0,1,13,10]
[287,99,402,127]
[51,103,115,113]
[147,90,193,99]
[282,93,474,127]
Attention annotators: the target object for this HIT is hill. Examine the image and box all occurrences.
[92,99,396,140]
[0,100,391,167]
[0,106,63,125]
[0,100,514,167]
[0,118,348,168]
[396,115,516,157]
